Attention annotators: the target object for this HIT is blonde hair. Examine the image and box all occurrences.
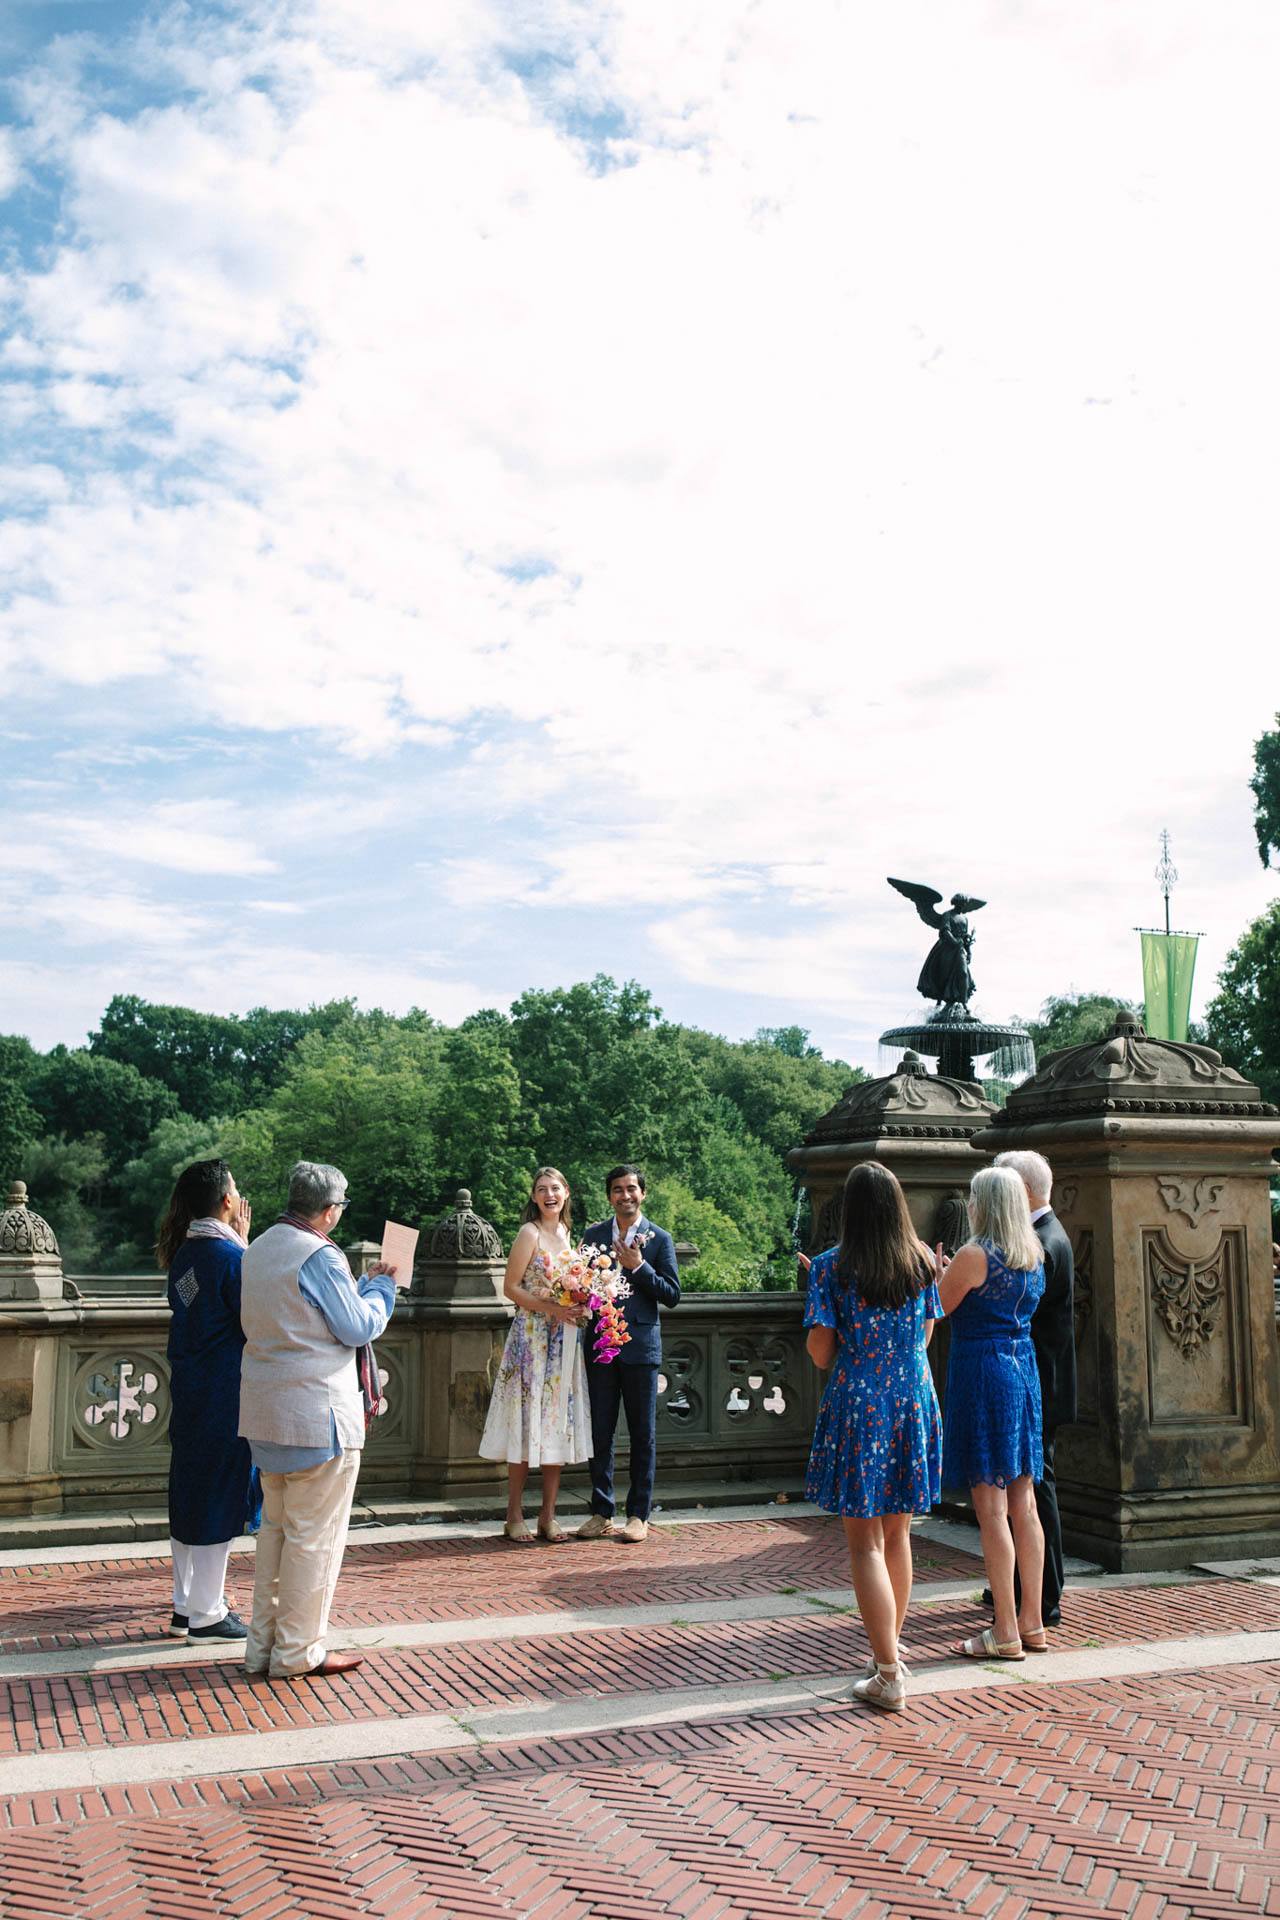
[967,1166,1041,1274]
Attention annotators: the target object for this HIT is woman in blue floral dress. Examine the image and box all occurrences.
[938,1164,1046,1662]
[804,1162,942,1713]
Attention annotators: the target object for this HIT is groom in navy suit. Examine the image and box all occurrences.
[575,1164,680,1544]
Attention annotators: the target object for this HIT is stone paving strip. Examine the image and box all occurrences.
[2,1659,1278,1919]
[2,1625,1279,1804]
[3,1575,1280,1797]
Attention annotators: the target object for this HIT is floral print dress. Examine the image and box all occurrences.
[478,1259,592,1467]
[804,1249,943,1517]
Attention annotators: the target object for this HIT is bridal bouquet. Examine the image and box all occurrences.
[531,1246,632,1364]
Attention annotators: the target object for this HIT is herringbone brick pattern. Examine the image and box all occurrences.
[1,1661,1277,1918]
[5,1580,1280,1761]
[0,1517,979,1654]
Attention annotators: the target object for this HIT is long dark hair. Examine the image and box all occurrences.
[834,1162,929,1310]
[157,1159,234,1268]
[520,1166,573,1236]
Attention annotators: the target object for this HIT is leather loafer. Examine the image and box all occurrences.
[274,1651,364,1681]
[575,1513,615,1539]
[619,1516,648,1544]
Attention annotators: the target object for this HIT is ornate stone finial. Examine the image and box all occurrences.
[899,1050,928,1077]
[426,1188,503,1262]
[992,1010,1275,1126]
[1,1183,61,1258]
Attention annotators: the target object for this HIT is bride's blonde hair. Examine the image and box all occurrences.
[967,1166,1041,1274]
[520,1166,572,1234]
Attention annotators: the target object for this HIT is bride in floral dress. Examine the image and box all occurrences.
[479,1166,592,1542]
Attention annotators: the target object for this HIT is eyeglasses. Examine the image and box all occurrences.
[331,1197,353,1210]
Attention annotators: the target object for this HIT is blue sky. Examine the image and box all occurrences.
[2,1,1279,1068]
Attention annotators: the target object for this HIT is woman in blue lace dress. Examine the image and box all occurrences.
[804,1162,942,1714]
[939,1165,1046,1661]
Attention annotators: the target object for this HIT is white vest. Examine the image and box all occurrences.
[238,1221,365,1449]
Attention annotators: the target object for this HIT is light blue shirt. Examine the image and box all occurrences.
[249,1247,395,1475]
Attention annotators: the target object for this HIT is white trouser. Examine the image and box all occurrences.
[245,1448,362,1678]
[170,1538,233,1628]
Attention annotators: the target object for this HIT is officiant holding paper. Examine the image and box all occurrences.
[238,1160,404,1682]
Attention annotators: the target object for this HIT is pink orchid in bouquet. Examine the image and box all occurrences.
[531,1245,632,1363]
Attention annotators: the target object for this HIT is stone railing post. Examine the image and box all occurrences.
[984,1012,1280,1570]
[0,1182,70,1515]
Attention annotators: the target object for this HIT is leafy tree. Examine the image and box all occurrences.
[89,993,371,1119]
[1021,993,1140,1061]
[117,1115,232,1260]
[430,1021,530,1228]
[223,1016,446,1244]
[24,1047,180,1162]
[1205,901,1280,1104]
[21,1134,111,1272]
[753,1025,822,1059]
[1250,714,1280,868]
[0,1068,40,1188]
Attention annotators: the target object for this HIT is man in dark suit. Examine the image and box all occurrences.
[988,1149,1076,1625]
[575,1163,680,1544]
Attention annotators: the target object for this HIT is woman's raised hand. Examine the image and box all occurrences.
[796,1251,812,1277]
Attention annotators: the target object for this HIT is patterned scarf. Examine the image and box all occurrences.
[186,1216,243,1245]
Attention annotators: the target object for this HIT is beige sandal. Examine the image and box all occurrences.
[955,1628,1024,1661]
[503,1517,535,1543]
[850,1661,906,1712]
[536,1518,568,1543]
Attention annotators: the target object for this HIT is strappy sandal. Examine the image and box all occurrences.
[857,1649,911,1681]
[849,1661,906,1713]
[1019,1628,1049,1652]
[503,1518,536,1544]
[955,1628,1024,1661]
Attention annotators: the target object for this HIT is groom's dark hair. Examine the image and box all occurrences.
[605,1163,646,1196]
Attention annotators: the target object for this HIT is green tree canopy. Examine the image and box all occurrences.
[1205,901,1280,1104]
[1250,714,1280,869]
[1020,993,1140,1061]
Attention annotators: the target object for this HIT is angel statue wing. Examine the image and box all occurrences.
[886,877,945,929]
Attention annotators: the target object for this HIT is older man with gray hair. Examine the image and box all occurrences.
[991,1149,1076,1627]
[239,1161,397,1680]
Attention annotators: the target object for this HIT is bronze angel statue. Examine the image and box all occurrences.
[887,877,987,1012]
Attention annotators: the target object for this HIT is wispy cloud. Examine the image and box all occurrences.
[0,1,1276,1057]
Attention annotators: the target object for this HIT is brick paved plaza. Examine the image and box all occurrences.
[1,1508,1277,1919]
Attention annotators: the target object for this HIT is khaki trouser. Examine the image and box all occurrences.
[245,1448,361,1678]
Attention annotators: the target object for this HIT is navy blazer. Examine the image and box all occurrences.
[1032,1208,1077,1432]
[581,1214,680,1367]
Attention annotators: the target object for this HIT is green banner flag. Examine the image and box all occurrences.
[1141,932,1198,1042]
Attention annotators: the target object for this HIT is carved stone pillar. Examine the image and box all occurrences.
[787,1053,995,1255]
[984,1013,1280,1571]
[0,1184,69,1514]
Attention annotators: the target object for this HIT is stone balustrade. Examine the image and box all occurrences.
[0,1186,817,1520]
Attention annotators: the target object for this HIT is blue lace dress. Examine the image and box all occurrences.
[941,1243,1045,1491]
[804,1250,943,1517]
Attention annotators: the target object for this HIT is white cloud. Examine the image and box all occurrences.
[1,0,1278,1055]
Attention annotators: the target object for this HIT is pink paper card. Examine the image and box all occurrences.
[380,1220,419,1289]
